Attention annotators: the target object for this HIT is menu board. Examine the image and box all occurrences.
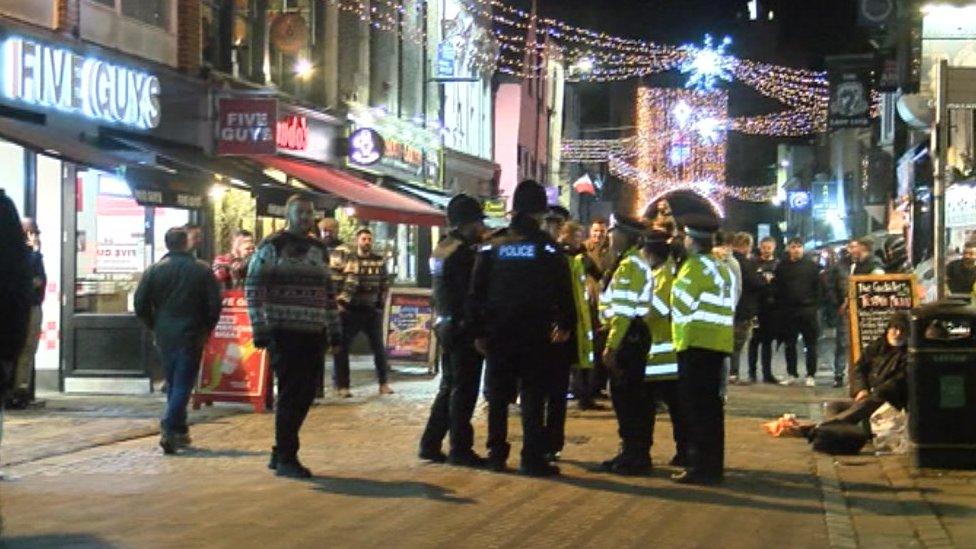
[848,274,918,374]
[383,288,437,369]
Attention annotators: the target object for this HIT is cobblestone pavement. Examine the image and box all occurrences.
[0,352,973,548]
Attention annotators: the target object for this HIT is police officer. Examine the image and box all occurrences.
[419,194,488,467]
[643,230,689,467]
[670,214,734,485]
[600,215,654,475]
[468,180,575,477]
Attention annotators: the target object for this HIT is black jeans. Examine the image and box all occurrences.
[270,333,325,463]
[747,315,775,380]
[729,319,754,378]
[544,357,572,454]
[784,307,820,378]
[591,329,609,397]
[677,348,727,478]
[419,340,484,456]
[333,307,389,389]
[485,345,549,467]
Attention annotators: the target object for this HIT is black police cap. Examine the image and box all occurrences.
[512,180,548,214]
[545,204,571,221]
[677,213,720,239]
[446,193,485,226]
[608,213,649,235]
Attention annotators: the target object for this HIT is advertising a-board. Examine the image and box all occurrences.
[194,289,268,412]
[383,288,436,368]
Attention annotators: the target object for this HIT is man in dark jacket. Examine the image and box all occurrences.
[135,227,222,455]
[825,242,856,387]
[850,237,885,275]
[0,190,32,404]
[419,194,487,467]
[747,236,779,383]
[946,241,976,295]
[774,238,822,386]
[468,180,575,477]
[822,312,909,424]
[729,233,764,383]
[10,218,46,408]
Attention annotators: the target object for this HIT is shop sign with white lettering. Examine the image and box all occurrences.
[1,37,161,129]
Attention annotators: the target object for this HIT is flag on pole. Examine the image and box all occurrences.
[573,173,596,195]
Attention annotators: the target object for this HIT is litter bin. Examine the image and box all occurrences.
[908,301,976,469]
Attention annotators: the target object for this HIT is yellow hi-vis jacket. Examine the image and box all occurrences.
[569,253,594,369]
[645,257,679,381]
[601,247,654,351]
[671,252,734,354]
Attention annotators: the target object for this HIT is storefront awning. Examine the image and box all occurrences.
[0,116,130,172]
[256,156,446,226]
[388,181,452,210]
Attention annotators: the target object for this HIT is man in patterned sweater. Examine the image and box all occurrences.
[333,227,393,396]
[246,195,342,479]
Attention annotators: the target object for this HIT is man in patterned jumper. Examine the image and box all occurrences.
[246,195,343,478]
[333,227,393,396]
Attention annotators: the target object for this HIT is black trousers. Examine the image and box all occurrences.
[419,340,484,455]
[783,308,820,378]
[677,348,727,478]
[270,333,325,463]
[485,345,549,466]
[544,357,572,454]
[571,367,596,407]
[608,322,656,461]
[747,315,775,380]
[333,307,389,389]
[591,329,609,397]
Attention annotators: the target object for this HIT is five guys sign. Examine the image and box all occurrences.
[216,98,277,155]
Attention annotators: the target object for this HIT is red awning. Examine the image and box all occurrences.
[256,156,445,226]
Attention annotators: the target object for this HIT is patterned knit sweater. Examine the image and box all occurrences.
[245,230,342,345]
[338,251,389,309]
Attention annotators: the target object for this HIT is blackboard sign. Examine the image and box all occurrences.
[848,274,918,373]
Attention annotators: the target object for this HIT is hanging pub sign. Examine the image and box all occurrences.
[827,56,873,130]
[349,127,385,166]
[1,36,161,129]
[216,97,277,155]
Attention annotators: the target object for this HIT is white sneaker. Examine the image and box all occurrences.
[779,376,799,386]
[379,383,395,395]
[805,376,817,387]
[337,388,353,398]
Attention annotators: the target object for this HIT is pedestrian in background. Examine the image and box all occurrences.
[468,180,575,477]
[850,237,885,275]
[729,232,764,384]
[600,215,654,476]
[212,229,255,290]
[670,214,734,485]
[946,241,976,295]
[0,190,32,465]
[9,218,46,409]
[419,194,488,467]
[826,242,856,388]
[774,238,823,387]
[135,227,222,455]
[246,195,343,478]
[582,217,612,401]
[747,236,779,383]
[560,221,603,412]
[333,227,393,397]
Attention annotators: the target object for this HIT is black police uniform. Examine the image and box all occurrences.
[468,217,575,473]
[419,229,484,462]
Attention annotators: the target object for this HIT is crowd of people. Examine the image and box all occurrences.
[0,181,930,483]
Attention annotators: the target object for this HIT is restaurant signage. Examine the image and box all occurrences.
[216,98,277,155]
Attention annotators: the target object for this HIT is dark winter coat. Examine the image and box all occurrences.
[430,230,479,347]
[134,251,222,352]
[773,256,822,310]
[732,251,765,322]
[852,336,908,411]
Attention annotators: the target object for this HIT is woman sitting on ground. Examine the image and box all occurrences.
[822,311,910,425]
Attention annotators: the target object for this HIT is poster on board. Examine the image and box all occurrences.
[193,289,269,412]
[383,287,437,372]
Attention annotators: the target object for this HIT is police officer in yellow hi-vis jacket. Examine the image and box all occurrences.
[642,229,690,468]
[599,214,655,475]
[670,214,734,485]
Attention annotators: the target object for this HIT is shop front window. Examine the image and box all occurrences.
[268,0,313,96]
[74,170,189,314]
[120,0,172,30]
[202,0,255,77]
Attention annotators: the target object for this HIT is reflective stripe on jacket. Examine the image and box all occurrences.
[602,247,654,351]
[671,252,734,354]
[645,257,678,381]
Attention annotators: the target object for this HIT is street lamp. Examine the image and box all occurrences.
[571,56,595,76]
[294,58,314,79]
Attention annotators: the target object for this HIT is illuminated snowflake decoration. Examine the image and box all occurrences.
[694,116,725,144]
[680,34,734,92]
[672,101,694,128]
